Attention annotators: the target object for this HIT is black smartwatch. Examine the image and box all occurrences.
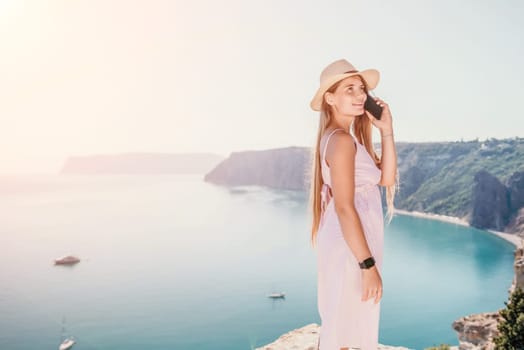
[359,256,376,269]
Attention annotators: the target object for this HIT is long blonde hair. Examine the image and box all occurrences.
[307,76,399,248]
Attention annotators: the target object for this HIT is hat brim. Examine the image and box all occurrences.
[310,69,380,111]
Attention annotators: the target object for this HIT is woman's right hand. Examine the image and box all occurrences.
[361,266,383,304]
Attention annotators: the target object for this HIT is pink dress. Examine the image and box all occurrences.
[316,127,384,350]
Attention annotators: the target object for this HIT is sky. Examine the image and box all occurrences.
[1,0,523,174]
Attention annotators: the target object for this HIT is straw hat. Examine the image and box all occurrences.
[310,59,380,111]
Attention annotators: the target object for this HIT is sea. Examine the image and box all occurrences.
[0,173,516,350]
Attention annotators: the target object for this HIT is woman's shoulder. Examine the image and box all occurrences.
[324,130,357,167]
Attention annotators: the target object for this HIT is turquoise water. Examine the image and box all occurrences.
[0,174,516,350]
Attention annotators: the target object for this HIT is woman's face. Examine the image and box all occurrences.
[325,75,367,116]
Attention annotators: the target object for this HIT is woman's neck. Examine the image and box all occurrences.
[327,116,355,135]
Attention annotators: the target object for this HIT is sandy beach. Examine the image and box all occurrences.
[394,209,524,249]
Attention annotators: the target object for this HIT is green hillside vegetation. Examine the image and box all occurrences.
[398,137,524,218]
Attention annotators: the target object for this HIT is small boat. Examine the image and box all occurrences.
[58,316,75,350]
[59,338,75,350]
[267,292,285,299]
[54,255,80,265]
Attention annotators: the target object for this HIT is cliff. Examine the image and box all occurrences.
[471,170,513,231]
[204,146,310,190]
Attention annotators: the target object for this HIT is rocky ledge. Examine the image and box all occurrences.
[255,323,412,350]
[452,312,502,350]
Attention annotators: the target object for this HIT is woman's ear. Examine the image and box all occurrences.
[324,92,334,106]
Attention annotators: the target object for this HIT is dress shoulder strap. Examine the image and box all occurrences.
[322,128,345,167]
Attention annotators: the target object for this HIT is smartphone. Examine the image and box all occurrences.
[364,92,383,120]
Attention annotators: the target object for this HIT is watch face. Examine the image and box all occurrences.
[359,257,375,268]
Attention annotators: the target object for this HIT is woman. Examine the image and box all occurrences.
[309,59,399,350]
